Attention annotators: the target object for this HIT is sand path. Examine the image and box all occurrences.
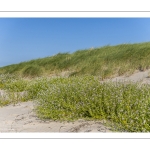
[0,101,111,132]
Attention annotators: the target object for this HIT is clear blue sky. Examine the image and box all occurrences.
[0,18,150,67]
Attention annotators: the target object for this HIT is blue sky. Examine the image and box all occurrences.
[0,18,150,67]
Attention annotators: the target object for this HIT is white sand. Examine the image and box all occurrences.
[0,101,111,132]
[107,69,150,83]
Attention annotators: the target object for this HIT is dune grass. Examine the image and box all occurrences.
[1,42,150,78]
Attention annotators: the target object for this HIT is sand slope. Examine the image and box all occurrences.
[108,69,150,83]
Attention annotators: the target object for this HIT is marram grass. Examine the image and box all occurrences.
[1,42,150,78]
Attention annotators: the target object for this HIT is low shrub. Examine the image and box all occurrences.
[35,76,150,132]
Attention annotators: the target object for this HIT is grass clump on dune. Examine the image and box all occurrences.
[0,74,30,105]
[22,65,44,77]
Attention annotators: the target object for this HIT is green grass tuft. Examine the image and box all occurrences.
[22,65,43,77]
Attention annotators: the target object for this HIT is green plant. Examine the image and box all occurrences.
[0,99,11,107]
[22,65,43,77]
[34,76,150,132]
